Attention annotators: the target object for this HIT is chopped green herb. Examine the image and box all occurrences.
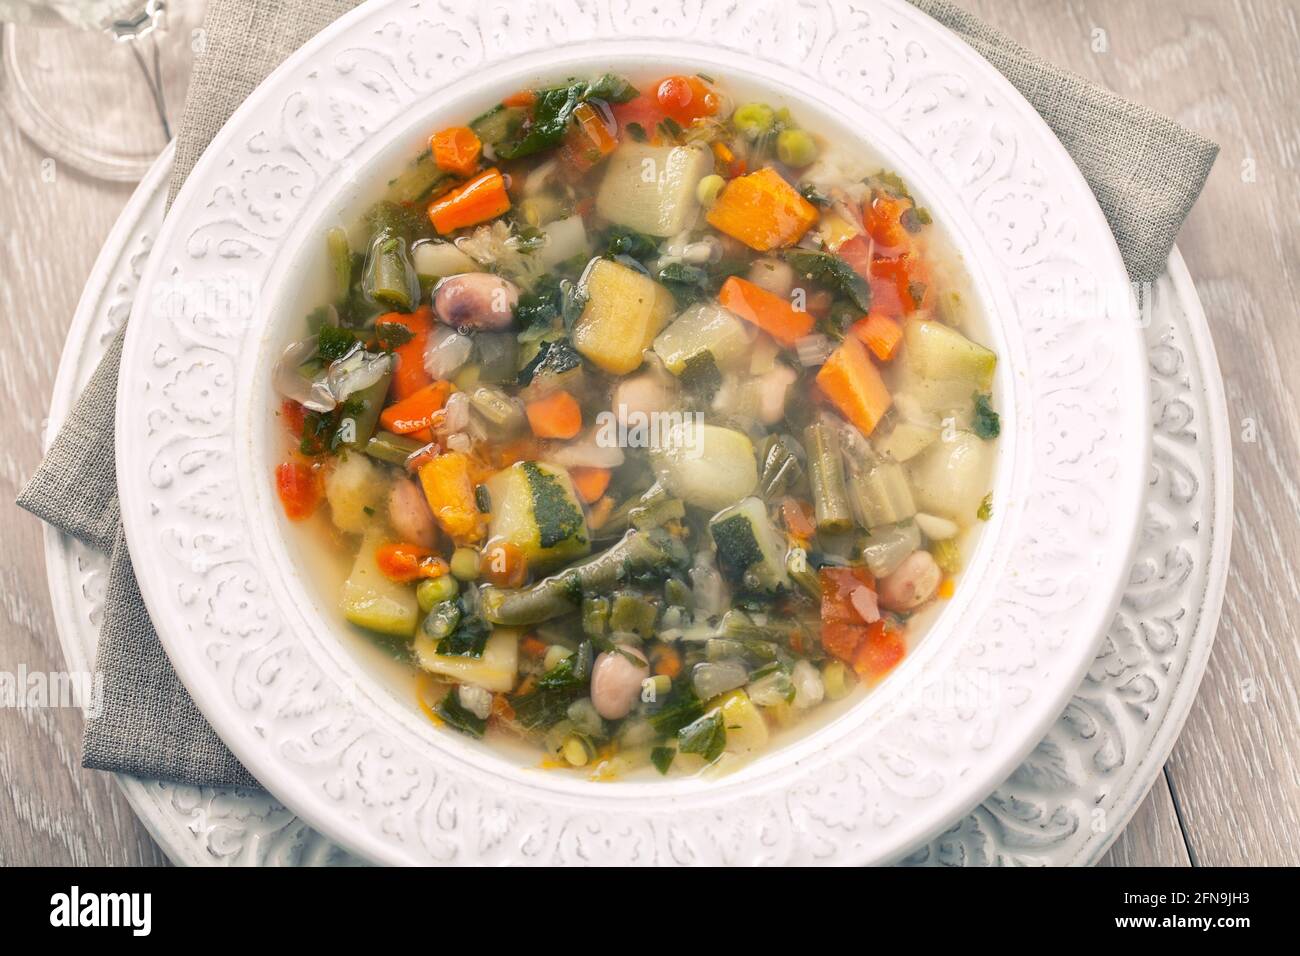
[625,121,647,142]
[317,325,358,362]
[373,321,415,351]
[677,709,726,762]
[972,393,1001,440]
[785,249,872,313]
[651,746,676,774]
[977,493,993,522]
[437,691,487,738]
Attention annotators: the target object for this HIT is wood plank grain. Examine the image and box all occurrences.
[0,48,169,867]
[968,0,1300,866]
[1098,774,1192,867]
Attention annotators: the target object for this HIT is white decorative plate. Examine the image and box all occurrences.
[49,155,1232,869]
[111,0,1152,865]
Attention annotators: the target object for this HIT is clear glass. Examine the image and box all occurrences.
[0,0,206,181]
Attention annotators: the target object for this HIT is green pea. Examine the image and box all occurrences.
[450,547,480,581]
[732,102,775,139]
[695,173,726,208]
[776,128,819,167]
[417,575,459,613]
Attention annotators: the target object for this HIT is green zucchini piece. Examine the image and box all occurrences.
[709,496,791,594]
[340,530,420,638]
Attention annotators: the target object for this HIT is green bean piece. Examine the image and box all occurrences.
[804,422,853,533]
[480,530,679,626]
[364,430,426,466]
[326,227,352,304]
[365,234,418,311]
[388,149,453,206]
[758,433,804,498]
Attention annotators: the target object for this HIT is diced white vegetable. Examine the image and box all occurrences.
[651,422,757,511]
[613,372,676,418]
[907,431,994,526]
[537,214,589,270]
[902,319,996,391]
[324,453,386,534]
[746,257,795,297]
[874,421,939,462]
[791,660,825,709]
[412,240,478,277]
[457,684,494,720]
[915,512,960,540]
[412,627,520,692]
[653,302,753,374]
[596,142,713,237]
[861,521,922,578]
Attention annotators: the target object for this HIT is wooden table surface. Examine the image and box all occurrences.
[1,0,1296,866]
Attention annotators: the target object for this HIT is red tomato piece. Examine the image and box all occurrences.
[275,460,321,521]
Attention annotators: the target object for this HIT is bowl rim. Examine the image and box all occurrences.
[116,0,1149,865]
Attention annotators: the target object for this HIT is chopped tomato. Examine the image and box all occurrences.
[280,399,306,438]
[374,542,450,583]
[502,90,536,109]
[654,74,720,124]
[863,192,913,256]
[275,460,321,521]
[852,620,906,681]
[818,567,879,663]
[611,93,666,141]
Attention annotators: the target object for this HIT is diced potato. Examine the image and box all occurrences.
[340,529,420,638]
[485,461,590,572]
[572,258,675,375]
[324,453,387,534]
[903,319,996,392]
[537,214,589,270]
[908,431,994,526]
[412,627,520,692]
[874,421,939,463]
[596,142,713,237]
[653,302,752,374]
[714,689,769,754]
[651,422,757,511]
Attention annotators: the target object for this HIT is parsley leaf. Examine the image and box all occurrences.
[785,249,872,313]
[677,709,726,762]
[437,691,487,738]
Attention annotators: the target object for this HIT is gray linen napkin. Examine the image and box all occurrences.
[17,0,1218,790]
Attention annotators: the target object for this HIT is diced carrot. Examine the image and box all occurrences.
[274,460,321,520]
[569,466,611,504]
[490,693,516,723]
[706,167,818,251]
[427,168,510,234]
[717,275,814,347]
[815,334,893,436]
[376,307,435,400]
[480,540,527,588]
[852,620,906,681]
[380,380,452,434]
[525,389,582,440]
[938,577,956,599]
[430,125,482,177]
[374,543,450,583]
[651,644,682,679]
[654,75,720,124]
[502,90,536,109]
[853,312,904,361]
[781,497,816,538]
[520,635,549,658]
[417,451,485,544]
[560,101,618,172]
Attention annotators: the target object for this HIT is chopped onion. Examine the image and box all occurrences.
[445,432,472,453]
[690,551,728,618]
[328,349,393,402]
[522,158,558,197]
[442,391,470,433]
[273,337,335,412]
[542,430,626,469]
[424,325,473,379]
[849,585,881,624]
[791,660,825,709]
[796,333,834,367]
[915,512,960,541]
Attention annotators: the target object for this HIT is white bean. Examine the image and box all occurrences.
[590,646,650,720]
[877,550,942,612]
